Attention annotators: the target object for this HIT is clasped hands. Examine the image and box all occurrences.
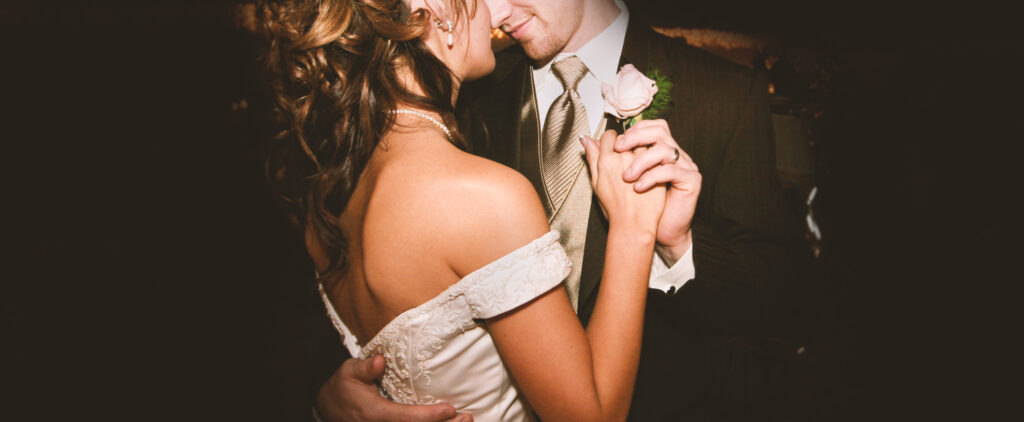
[581,119,701,265]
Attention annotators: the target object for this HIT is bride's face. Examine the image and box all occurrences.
[459,0,496,80]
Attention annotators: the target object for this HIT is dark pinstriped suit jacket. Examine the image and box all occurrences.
[456,20,787,421]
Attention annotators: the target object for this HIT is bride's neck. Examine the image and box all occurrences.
[395,63,461,107]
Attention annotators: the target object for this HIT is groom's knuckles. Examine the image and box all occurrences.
[677,168,702,194]
[633,165,668,191]
[638,165,691,192]
[617,121,673,151]
[637,119,671,136]
[625,148,667,180]
[632,118,667,129]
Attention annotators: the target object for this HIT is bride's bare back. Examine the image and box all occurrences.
[309,122,550,347]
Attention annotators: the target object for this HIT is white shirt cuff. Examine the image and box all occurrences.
[648,244,695,294]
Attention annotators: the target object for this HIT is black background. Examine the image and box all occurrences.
[3,0,1021,420]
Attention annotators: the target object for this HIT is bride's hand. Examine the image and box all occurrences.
[581,130,666,236]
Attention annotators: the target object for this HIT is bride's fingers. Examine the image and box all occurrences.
[580,135,600,184]
[596,130,622,185]
[597,129,617,155]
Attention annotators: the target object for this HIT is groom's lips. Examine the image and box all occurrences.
[507,16,533,40]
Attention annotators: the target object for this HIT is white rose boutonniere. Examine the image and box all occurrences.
[602,64,673,128]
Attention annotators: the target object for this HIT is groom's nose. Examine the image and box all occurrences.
[483,0,512,29]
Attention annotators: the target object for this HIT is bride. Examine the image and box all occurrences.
[261,0,664,420]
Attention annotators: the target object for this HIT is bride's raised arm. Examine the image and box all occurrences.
[449,130,665,422]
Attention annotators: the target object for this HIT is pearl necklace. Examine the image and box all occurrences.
[390,109,453,141]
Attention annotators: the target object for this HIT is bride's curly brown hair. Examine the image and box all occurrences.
[259,0,474,279]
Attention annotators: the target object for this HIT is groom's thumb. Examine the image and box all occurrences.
[351,354,386,383]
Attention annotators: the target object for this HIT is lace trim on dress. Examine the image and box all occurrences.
[317,230,570,404]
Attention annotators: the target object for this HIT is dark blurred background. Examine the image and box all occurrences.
[3,0,1021,420]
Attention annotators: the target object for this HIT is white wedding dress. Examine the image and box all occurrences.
[319,231,570,422]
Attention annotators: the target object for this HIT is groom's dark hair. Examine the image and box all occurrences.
[259,0,474,279]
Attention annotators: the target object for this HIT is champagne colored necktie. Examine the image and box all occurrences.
[541,56,593,309]
[542,56,591,213]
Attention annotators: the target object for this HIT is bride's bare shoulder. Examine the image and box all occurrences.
[373,144,550,276]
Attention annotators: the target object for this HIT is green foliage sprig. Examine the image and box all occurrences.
[643,67,673,119]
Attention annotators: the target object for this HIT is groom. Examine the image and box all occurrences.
[315,0,786,420]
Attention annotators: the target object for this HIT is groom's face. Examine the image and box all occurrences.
[486,0,585,63]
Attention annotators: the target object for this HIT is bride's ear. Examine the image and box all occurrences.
[418,0,446,19]
[418,0,455,48]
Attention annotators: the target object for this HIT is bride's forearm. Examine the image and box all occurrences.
[584,226,656,422]
[486,224,658,422]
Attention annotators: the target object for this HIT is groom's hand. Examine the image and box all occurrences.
[316,355,472,422]
[614,119,701,265]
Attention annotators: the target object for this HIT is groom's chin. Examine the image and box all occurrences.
[520,38,563,67]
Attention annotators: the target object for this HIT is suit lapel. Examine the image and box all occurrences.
[517,66,546,206]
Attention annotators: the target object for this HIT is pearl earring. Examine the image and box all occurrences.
[434,18,454,47]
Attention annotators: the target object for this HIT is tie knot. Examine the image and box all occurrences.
[551,56,588,91]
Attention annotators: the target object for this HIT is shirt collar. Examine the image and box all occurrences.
[532,0,629,86]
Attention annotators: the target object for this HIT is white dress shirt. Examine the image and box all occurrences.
[531,0,694,293]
